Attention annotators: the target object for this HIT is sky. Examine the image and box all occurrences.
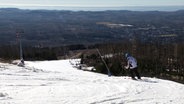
[0,0,184,7]
[0,0,183,10]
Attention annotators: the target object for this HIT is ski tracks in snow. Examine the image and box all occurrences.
[0,60,184,104]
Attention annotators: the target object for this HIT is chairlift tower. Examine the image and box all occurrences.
[16,30,24,66]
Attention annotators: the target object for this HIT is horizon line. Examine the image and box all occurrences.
[0,5,183,12]
[0,3,184,8]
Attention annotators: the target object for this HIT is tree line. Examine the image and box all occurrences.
[0,41,184,83]
[0,44,86,61]
[81,41,184,84]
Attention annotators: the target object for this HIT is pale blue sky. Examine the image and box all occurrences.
[0,0,183,11]
[0,0,184,7]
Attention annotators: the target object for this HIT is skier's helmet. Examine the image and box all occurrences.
[125,53,130,58]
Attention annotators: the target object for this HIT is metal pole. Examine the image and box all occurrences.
[19,35,23,60]
[96,48,111,77]
[17,31,24,66]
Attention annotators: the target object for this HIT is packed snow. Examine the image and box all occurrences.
[0,59,184,104]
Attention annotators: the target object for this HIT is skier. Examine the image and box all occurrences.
[124,53,141,80]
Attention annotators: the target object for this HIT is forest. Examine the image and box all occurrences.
[0,8,184,46]
[0,41,184,84]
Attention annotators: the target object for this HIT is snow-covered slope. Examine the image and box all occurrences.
[0,59,184,104]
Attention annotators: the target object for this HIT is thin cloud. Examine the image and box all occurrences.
[0,3,127,7]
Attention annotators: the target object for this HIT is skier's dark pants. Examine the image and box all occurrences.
[130,67,141,79]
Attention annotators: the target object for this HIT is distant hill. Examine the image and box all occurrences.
[0,8,184,46]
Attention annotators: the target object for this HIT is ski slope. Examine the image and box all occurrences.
[0,59,184,104]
